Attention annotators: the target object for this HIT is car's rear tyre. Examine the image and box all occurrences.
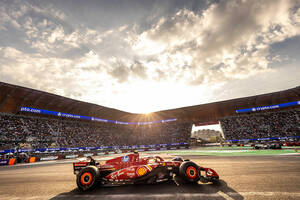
[179,161,200,183]
[76,167,99,191]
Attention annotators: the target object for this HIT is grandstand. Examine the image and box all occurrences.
[0,81,300,151]
[221,108,300,140]
[1,82,300,122]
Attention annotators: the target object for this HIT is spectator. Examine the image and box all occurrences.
[220,108,300,140]
[0,113,192,150]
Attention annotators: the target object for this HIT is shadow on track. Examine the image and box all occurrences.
[50,180,243,200]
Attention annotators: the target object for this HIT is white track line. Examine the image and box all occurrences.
[279,153,300,155]
[1,192,300,200]
[217,191,234,200]
[56,192,300,198]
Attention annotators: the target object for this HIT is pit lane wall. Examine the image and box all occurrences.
[0,142,189,166]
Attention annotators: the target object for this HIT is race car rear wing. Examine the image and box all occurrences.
[73,162,88,174]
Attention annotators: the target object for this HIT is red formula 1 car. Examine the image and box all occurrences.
[73,152,219,191]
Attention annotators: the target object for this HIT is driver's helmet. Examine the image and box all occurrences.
[172,156,183,162]
[87,156,96,165]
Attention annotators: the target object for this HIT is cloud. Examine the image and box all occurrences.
[109,61,131,83]
[108,59,149,83]
[0,0,299,113]
[130,0,300,85]
[6,0,298,86]
[130,61,148,79]
[26,19,104,56]
[0,47,105,100]
[0,0,105,59]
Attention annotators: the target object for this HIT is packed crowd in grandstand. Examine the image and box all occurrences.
[0,113,192,150]
[1,107,300,152]
[220,108,300,140]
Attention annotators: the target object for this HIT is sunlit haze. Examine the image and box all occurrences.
[0,0,299,113]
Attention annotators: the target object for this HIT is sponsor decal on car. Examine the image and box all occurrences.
[111,171,124,179]
[74,163,87,167]
[137,167,147,176]
[126,172,135,178]
[126,167,136,172]
[145,164,152,171]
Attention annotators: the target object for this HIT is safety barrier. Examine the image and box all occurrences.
[0,144,191,167]
[0,142,189,154]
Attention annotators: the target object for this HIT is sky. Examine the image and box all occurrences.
[0,0,300,114]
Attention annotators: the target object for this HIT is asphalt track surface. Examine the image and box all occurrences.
[0,154,300,200]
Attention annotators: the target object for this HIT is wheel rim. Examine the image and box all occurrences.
[186,166,197,179]
[80,172,93,185]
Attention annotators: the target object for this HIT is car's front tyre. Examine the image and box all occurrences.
[179,161,200,183]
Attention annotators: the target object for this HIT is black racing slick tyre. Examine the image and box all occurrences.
[179,161,200,183]
[76,167,99,191]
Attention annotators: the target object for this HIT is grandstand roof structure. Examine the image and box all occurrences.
[0,81,299,124]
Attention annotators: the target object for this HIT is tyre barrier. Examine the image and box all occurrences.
[28,157,36,163]
[8,158,16,165]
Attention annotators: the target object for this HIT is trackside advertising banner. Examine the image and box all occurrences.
[0,159,9,166]
[226,136,300,143]
[236,101,300,113]
[20,107,177,125]
[65,155,78,159]
[40,156,58,161]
